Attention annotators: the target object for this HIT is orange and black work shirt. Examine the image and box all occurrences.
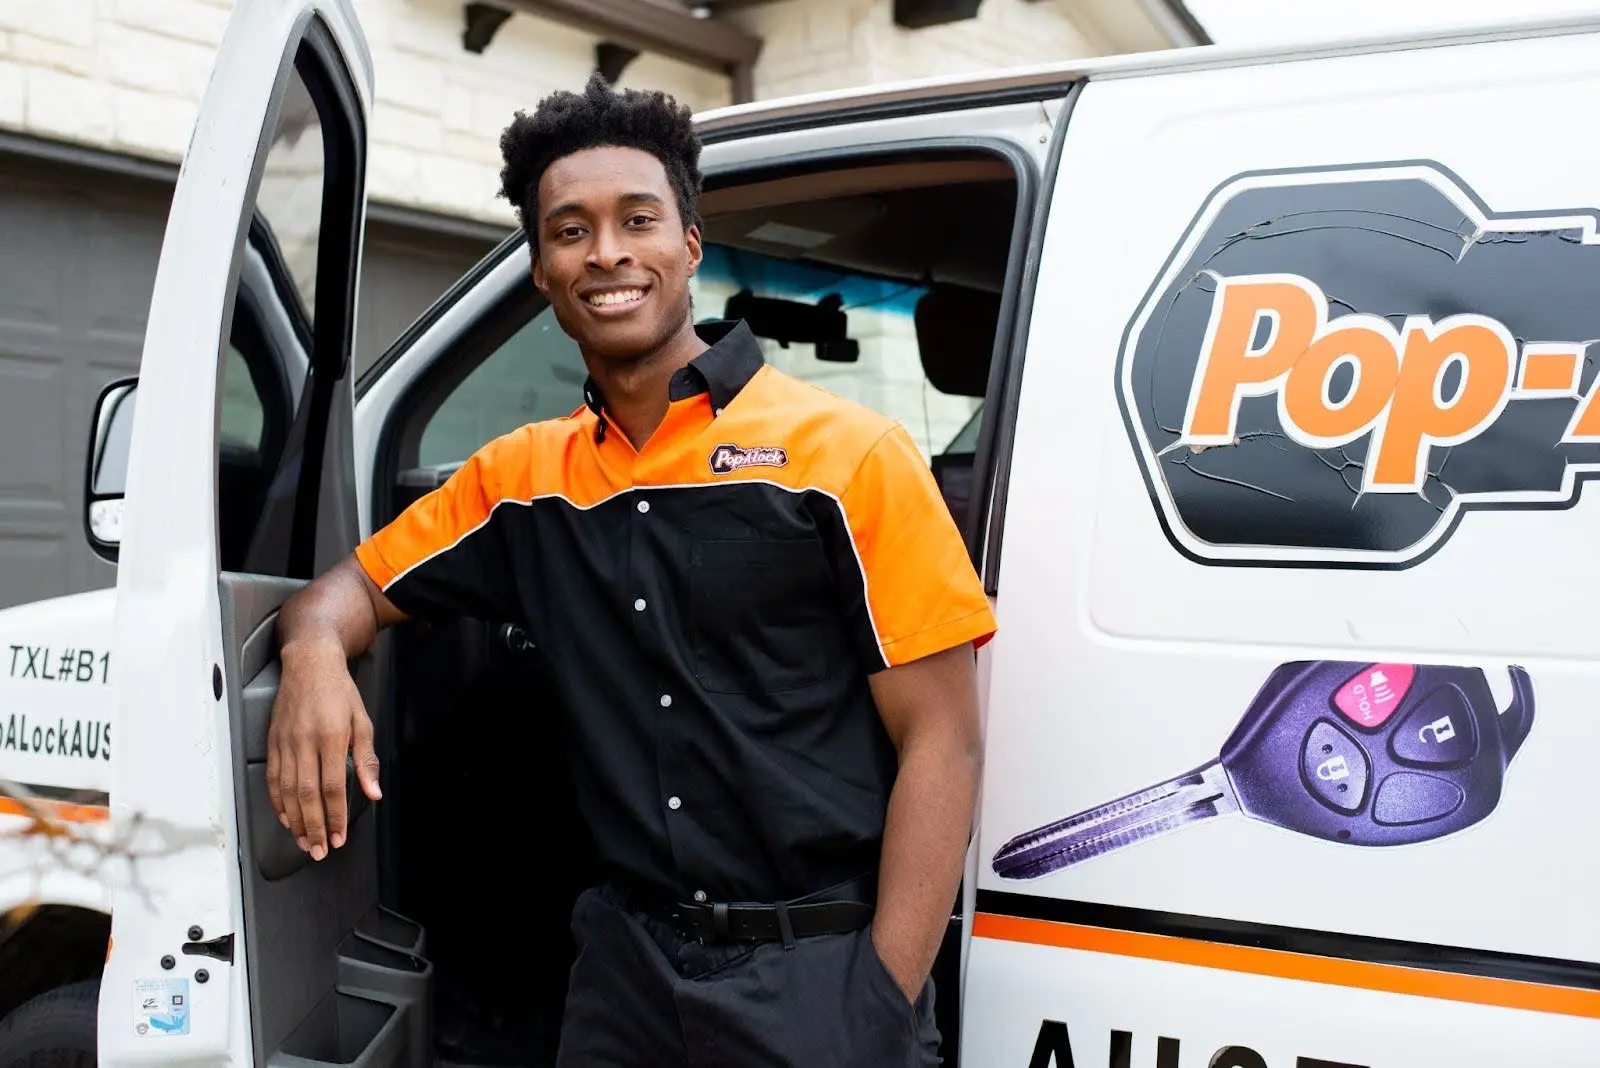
[355,320,996,905]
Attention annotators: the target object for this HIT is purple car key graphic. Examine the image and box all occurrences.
[992,660,1535,879]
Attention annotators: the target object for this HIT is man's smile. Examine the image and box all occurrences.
[583,285,650,313]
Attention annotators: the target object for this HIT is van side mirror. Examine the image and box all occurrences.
[84,376,138,561]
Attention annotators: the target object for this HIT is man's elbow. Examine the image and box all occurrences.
[279,556,383,651]
[918,683,985,783]
[955,705,984,785]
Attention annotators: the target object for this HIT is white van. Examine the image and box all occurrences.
[2,1,1598,1064]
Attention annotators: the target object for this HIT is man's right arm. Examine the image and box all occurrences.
[266,431,530,859]
[267,555,409,861]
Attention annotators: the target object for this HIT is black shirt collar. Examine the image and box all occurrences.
[583,320,766,439]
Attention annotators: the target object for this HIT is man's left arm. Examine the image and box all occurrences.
[869,641,983,1001]
[833,423,998,1002]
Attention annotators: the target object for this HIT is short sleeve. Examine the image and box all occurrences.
[834,424,996,670]
[354,438,524,625]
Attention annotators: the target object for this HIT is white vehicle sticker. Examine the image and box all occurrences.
[133,978,190,1036]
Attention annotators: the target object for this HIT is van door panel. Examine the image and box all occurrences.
[97,2,428,1066]
[224,577,372,884]
[967,27,1600,1067]
[221,558,384,1050]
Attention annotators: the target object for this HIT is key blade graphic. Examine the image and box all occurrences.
[992,763,1236,879]
[991,661,1536,880]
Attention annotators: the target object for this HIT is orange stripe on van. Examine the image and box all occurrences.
[972,912,1600,1020]
[0,797,110,824]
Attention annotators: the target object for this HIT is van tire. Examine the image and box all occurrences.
[0,980,99,1068]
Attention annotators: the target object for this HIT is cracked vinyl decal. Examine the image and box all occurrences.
[1118,160,1600,569]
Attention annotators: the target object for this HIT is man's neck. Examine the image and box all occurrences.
[587,318,708,450]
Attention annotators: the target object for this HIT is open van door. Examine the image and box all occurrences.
[95,3,425,1066]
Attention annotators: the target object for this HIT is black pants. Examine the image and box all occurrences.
[554,884,942,1067]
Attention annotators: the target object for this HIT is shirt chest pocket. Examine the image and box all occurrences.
[687,536,836,695]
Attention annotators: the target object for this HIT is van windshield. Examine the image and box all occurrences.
[691,244,981,462]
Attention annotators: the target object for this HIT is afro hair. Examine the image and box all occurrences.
[498,72,704,250]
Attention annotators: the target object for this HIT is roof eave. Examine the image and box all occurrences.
[693,9,1600,136]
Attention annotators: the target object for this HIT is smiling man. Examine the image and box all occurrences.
[265,73,995,1066]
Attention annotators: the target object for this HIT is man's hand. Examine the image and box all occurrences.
[867,641,984,1002]
[265,639,381,860]
[265,555,406,860]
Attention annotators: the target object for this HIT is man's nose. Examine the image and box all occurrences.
[588,223,633,271]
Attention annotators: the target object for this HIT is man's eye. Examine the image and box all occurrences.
[628,214,655,226]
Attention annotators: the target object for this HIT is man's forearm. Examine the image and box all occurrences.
[277,555,387,662]
[871,726,982,1000]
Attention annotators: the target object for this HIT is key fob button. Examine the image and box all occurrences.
[1389,685,1479,768]
[1372,772,1464,826]
[1331,663,1415,730]
[1301,720,1369,813]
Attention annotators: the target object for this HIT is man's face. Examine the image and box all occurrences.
[531,145,702,365]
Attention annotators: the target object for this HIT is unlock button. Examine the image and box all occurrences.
[1302,720,1370,814]
[1391,686,1478,768]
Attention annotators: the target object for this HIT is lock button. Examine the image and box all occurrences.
[1301,719,1370,814]
[1390,686,1478,768]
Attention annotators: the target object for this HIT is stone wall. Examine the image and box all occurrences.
[729,0,1095,100]
[0,0,1105,226]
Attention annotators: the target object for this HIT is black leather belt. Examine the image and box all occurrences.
[668,898,874,945]
[643,875,877,946]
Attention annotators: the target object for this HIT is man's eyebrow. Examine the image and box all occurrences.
[542,191,666,223]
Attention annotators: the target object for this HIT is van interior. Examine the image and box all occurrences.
[221,149,1021,1066]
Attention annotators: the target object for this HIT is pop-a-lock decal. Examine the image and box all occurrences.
[1119,161,1600,568]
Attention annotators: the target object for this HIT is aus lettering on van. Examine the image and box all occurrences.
[1118,161,1600,567]
[1028,1020,1364,1068]
[7,645,109,685]
[1,714,111,761]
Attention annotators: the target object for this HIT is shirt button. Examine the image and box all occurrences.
[637,500,650,514]
[634,598,647,612]
[660,694,672,708]
[693,890,708,903]
[668,796,682,810]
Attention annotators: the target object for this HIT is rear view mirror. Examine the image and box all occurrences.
[84,376,138,561]
[724,289,860,363]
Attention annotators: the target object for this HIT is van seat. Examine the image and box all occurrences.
[913,284,999,533]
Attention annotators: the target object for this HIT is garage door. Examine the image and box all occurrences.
[0,145,498,611]
[357,215,507,378]
[0,152,164,611]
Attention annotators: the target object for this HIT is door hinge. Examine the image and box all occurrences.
[182,932,235,963]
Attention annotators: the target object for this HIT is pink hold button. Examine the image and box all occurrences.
[1332,663,1415,730]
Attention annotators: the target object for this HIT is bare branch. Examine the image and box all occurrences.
[0,777,219,931]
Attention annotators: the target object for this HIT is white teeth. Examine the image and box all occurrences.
[588,289,643,307]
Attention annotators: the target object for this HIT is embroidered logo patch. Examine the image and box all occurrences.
[709,443,789,474]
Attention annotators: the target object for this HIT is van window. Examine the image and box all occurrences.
[214,53,350,574]
[417,307,584,468]
[689,244,982,464]
[220,344,266,451]
[398,163,1015,554]
[413,244,984,468]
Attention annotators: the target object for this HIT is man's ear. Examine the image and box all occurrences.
[685,223,703,276]
[531,248,548,294]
